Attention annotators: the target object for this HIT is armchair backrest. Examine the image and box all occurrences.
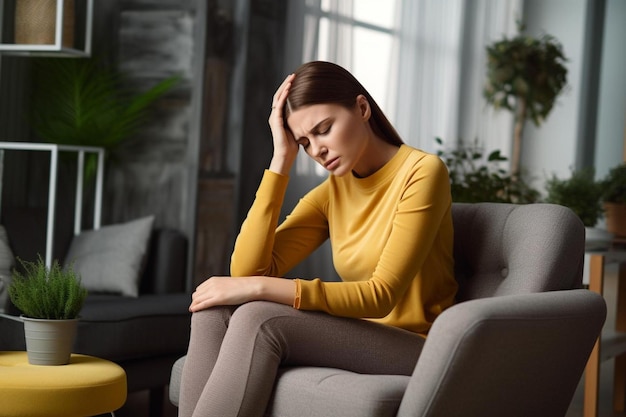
[451,203,585,302]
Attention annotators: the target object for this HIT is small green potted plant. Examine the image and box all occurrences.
[544,167,604,228]
[436,137,539,204]
[600,163,626,237]
[8,256,87,365]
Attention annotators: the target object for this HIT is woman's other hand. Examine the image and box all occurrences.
[189,276,296,312]
[190,276,257,312]
[268,73,297,176]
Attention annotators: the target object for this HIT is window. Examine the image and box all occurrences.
[305,0,397,112]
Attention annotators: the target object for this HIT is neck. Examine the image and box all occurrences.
[352,137,400,178]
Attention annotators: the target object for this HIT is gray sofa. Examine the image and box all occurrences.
[1,228,192,417]
[169,203,606,417]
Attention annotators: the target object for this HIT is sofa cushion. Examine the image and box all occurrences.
[65,216,155,297]
[75,293,191,361]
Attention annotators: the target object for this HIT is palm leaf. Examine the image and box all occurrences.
[30,58,179,150]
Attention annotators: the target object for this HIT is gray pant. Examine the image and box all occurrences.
[179,301,425,417]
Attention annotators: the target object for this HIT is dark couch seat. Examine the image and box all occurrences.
[77,293,191,361]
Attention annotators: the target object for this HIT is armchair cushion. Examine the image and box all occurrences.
[170,357,410,417]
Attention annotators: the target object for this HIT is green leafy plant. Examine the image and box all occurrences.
[29,58,179,175]
[544,168,604,227]
[484,23,568,175]
[436,137,539,204]
[8,256,87,320]
[601,163,626,203]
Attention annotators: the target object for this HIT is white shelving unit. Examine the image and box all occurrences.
[0,142,104,266]
[0,0,93,57]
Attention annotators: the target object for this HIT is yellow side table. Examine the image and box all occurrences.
[0,351,127,417]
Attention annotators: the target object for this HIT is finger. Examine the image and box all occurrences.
[271,74,296,112]
[272,73,295,104]
[189,293,212,312]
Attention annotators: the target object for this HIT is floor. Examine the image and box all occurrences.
[110,266,626,417]
[567,263,624,417]
[111,389,177,417]
[566,358,624,417]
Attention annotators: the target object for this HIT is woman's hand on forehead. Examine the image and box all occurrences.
[268,74,299,176]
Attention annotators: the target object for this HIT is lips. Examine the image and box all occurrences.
[324,157,339,170]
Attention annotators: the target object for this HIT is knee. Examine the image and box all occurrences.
[190,305,236,329]
[229,301,294,332]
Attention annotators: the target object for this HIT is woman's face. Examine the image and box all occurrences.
[286,97,371,177]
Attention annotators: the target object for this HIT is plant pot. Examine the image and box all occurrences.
[14,0,75,47]
[22,316,78,365]
[604,202,626,238]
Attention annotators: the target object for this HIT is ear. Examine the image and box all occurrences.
[355,94,371,121]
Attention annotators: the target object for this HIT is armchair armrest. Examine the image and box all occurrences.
[398,289,606,417]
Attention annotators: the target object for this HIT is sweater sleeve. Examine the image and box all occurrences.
[230,170,330,278]
[295,154,453,320]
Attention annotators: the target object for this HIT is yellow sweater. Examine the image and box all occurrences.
[231,145,457,334]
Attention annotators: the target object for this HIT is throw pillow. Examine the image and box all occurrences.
[64,216,155,297]
[0,225,15,312]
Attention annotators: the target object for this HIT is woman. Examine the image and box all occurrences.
[179,61,457,417]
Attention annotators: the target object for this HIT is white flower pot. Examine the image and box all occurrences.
[22,316,78,365]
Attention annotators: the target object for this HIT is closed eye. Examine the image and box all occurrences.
[313,123,331,136]
[319,126,330,135]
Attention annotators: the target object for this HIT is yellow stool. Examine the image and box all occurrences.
[0,351,127,417]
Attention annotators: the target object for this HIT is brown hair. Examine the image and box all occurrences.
[285,61,403,146]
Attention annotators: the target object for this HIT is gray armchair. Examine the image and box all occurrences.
[169,203,606,417]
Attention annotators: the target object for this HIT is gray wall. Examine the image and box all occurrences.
[522,0,626,187]
[594,0,626,177]
[521,0,588,184]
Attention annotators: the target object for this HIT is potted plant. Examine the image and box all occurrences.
[436,137,539,204]
[8,256,87,365]
[600,163,626,237]
[484,23,568,176]
[544,167,604,228]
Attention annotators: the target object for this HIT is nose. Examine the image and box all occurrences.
[308,139,328,159]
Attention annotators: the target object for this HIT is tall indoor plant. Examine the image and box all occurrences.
[8,256,87,365]
[484,24,568,175]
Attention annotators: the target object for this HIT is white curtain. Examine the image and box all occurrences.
[280,0,522,280]
[392,0,521,155]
